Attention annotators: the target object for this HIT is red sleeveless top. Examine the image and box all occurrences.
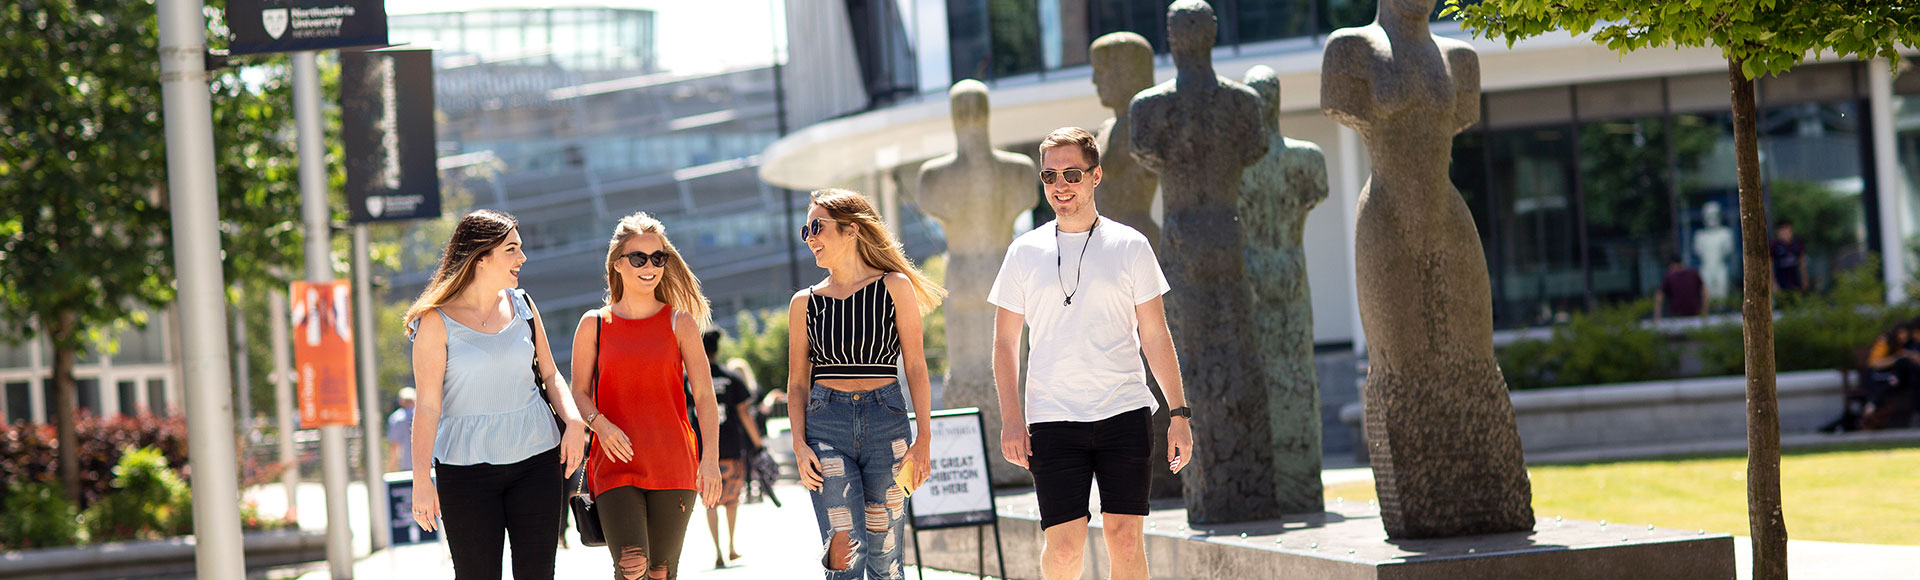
[588,306,697,495]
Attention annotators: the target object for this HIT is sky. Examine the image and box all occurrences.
[384,0,787,73]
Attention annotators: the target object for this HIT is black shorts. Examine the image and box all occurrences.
[1029,407,1152,529]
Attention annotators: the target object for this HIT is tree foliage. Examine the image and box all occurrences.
[1446,0,1920,80]
[0,0,318,503]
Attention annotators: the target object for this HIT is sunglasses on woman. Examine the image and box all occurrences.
[619,250,671,268]
[1039,167,1095,185]
[799,218,837,242]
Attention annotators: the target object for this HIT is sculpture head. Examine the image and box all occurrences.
[1702,201,1722,227]
[1091,32,1155,112]
[1243,65,1281,128]
[1166,0,1217,67]
[1379,0,1437,26]
[949,79,991,141]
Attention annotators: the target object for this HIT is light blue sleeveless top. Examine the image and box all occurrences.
[423,289,560,466]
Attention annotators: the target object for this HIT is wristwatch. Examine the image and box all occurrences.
[1169,406,1192,419]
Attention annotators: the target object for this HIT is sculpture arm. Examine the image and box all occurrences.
[1319,32,1377,130]
[1445,42,1482,134]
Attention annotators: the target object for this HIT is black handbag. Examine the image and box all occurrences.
[567,309,608,546]
[569,469,605,546]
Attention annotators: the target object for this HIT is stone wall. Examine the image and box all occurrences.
[1338,370,1847,458]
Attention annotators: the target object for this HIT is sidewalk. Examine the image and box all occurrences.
[254,481,998,579]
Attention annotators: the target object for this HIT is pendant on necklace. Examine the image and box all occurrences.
[1064,297,1071,306]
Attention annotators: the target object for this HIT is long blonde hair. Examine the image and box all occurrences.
[810,188,946,315]
[605,212,712,328]
[404,209,518,338]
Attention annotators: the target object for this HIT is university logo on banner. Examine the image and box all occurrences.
[292,281,359,427]
[262,8,289,39]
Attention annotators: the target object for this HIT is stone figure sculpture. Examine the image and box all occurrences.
[1320,0,1535,538]
[916,79,1038,486]
[1694,201,1734,300]
[1089,29,1185,500]
[1090,31,1162,251]
[1239,65,1328,514]
[1129,0,1280,524]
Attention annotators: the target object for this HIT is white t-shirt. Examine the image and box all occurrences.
[987,217,1169,425]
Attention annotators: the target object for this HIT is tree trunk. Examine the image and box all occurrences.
[1729,58,1788,580]
[50,310,82,506]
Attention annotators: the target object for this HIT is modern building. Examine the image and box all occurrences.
[764,0,1920,350]
[0,314,178,424]
[385,1,947,365]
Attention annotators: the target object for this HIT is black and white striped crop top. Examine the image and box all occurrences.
[806,277,901,380]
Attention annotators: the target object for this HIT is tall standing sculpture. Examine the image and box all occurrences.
[1240,65,1328,514]
[1130,0,1279,524]
[1090,30,1185,499]
[1090,32,1162,251]
[1321,0,1534,538]
[917,79,1038,486]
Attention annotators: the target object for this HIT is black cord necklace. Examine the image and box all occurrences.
[1055,216,1099,306]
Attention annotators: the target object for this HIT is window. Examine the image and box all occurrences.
[4,381,27,424]
[1488,126,1581,326]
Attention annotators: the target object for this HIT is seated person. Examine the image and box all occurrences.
[1865,323,1920,420]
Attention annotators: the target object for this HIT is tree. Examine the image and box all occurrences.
[1446,1,1920,577]
[0,0,309,504]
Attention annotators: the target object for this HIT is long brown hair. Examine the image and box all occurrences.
[405,209,518,337]
[605,212,712,328]
[810,188,946,315]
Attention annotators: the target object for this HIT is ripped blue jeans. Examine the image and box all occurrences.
[804,382,911,580]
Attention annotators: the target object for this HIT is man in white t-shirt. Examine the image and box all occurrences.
[989,126,1193,580]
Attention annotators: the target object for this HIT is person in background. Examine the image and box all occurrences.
[1772,220,1808,293]
[703,330,761,568]
[1865,323,1920,423]
[386,387,417,473]
[1653,256,1708,320]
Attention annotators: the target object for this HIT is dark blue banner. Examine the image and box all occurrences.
[229,0,389,56]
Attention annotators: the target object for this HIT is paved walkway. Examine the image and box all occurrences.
[252,481,994,580]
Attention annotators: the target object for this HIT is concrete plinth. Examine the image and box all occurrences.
[911,493,1733,580]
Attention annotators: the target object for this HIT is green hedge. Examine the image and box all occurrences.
[1502,258,1917,389]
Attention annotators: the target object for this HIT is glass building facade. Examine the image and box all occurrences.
[1452,64,1880,327]
[389,7,944,361]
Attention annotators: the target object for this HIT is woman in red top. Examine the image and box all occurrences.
[570,212,722,580]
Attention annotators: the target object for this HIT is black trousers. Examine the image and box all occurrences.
[436,446,564,580]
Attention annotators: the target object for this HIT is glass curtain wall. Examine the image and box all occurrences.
[1452,64,1877,328]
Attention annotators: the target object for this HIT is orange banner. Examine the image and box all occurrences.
[292,280,359,427]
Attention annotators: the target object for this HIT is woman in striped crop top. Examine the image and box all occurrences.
[403,210,588,580]
[568,212,722,580]
[786,188,946,579]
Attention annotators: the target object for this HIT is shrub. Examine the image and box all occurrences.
[0,480,82,549]
[0,414,189,510]
[1498,300,1677,389]
[81,446,191,542]
[1693,257,1920,375]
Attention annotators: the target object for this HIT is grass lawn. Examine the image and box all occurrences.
[1323,443,1920,545]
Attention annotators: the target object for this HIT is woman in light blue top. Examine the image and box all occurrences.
[404,209,588,580]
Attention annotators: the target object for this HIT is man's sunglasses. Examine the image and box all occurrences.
[619,250,671,268]
[1039,167,1095,185]
[799,218,838,242]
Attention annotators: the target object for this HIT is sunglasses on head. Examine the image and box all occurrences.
[799,218,837,242]
[1039,167,1095,185]
[619,250,671,268]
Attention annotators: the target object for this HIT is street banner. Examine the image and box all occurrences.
[292,281,358,427]
[342,48,442,224]
[229,0,390,56]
